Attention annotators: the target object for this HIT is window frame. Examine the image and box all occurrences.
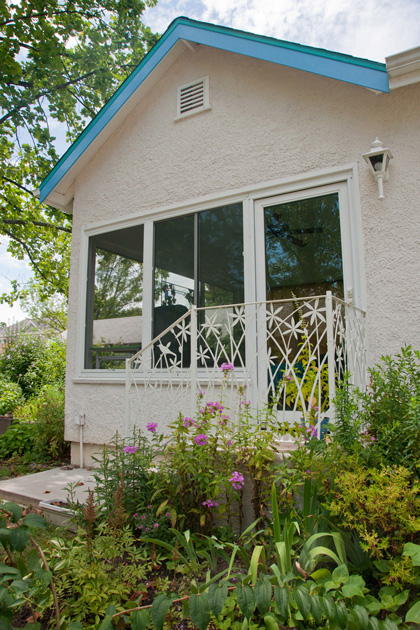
[74,164,364,382]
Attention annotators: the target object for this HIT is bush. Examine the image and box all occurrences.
[18,385,69,460]
[0,376,24,415]
[0,332,66,399]
[0,420,35,457]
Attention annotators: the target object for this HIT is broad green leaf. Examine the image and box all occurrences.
[332,564,349,583]
[23,623,41,629]
[1,503,23,523]
[0,613,12,630]
[310,593,323,625]
[130,610,150,630]
[151,594,172,630]
[0,529,11,549]
[406,600,420,624]
[274,585,289,620]
[22,514,47,529]
[0,565,20,576]
[335,599,349,629]
[403,542,420,566]
[11,526,29,552]
[293,585,311,620]
[379,620,399,630]
[254,576,272,616]
[347,604,369,630]
[263,613,278,630]
[189,592,210,630]
[368,617,380,630]
[310,568,331,584]
[236,584,255,619]
[69,623,84,629]
[250,546,264,585]
[10,580,29,592]
[208,583,228,618]
[342,582,365,599]
[321,593,336,623]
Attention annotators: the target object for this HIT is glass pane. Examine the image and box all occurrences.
[85,225,144,369]
[198,203,244,307]
[198,203,244,367]
[153,214,194,340]
[264,192,343,300]
[264,193,343,401]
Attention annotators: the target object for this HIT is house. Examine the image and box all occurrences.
[39,18,420,466]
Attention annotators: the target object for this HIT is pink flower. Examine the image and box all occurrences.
[154,523,159,529]
[194,434,208,446]
[147,422,158,433]
[123,445,137,454]
[229,471,245,490]
[165,512,170,517]
[221,362,234,371]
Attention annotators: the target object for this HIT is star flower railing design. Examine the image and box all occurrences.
[125,292,366,441]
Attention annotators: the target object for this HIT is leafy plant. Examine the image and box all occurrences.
[18,384,68,461]
[0,376,24,416]
[0,501,57,629]
[0,420,35,457]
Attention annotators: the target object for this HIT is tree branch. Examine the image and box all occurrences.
[2,176,35,196]
[3,228,52,285]
[0,69,103,126]
[2,219,72,233]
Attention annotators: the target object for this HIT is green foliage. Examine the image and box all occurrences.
[0,332,66,399]
[92,431,154,520]
[0,420,35,457]
[0,376,23,415]
[46,523,150,629]
[19,384,69,460]
[1,0,159,302]
[326,464,420,559]
[0,501,51,629]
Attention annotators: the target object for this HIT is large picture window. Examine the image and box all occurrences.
[85,225,144,369]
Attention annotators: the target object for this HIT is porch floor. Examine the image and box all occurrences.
[0,467,95,507]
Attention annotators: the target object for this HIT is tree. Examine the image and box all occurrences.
[0,0,159,304]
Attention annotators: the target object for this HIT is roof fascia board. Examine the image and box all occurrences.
[40,17,389,205]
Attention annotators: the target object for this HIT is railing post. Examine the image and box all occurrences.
[326,291,336,431]
[190,306,198,414]
[125,358,131,439]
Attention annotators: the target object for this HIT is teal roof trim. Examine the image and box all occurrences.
[40,17,389,203]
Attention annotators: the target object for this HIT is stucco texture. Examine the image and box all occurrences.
[65,44,420,459]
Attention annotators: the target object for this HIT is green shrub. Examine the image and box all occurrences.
[0,332,66,399]
[326,464,420,559]
[19,385,69,460]
[0,420,35,457]
[0,376,24,416]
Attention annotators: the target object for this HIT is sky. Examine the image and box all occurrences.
[1,0,420,325]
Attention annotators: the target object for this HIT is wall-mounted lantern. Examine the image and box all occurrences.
[362,138,393,201]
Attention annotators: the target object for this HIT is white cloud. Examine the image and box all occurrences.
[143,0,420,61]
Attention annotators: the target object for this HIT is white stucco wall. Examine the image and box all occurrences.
[65,44,420,463]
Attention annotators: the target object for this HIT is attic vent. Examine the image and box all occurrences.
[175,76,211,120]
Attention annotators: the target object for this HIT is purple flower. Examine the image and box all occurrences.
[221,362,234,371]
[227,440,232,446]
[138,524,143,530]
[141,515,146,520]
[229,471,245,490]
[148,504,152,509]
[123,445,137,454]
[147,422,158,433]
[194,434,208,446]
[306,469,311,474]
[145,527,150,532]
[154,523,159,529]
[133,513,138,518]
[165,512,171,517]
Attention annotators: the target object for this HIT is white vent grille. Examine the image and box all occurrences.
[175,76,210,120]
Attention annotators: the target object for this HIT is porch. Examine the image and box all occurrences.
[125,292,367,441]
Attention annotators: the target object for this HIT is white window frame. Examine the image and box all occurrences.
[73,164,365,383]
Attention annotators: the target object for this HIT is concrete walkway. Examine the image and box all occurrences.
[0,467,96,506]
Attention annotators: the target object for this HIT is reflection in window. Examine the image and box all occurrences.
[264,193,343,300]
[264,193,343,395]
[153,204,244,366]
[85,225,144,369]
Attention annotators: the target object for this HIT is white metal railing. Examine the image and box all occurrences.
[125,292,367,440]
